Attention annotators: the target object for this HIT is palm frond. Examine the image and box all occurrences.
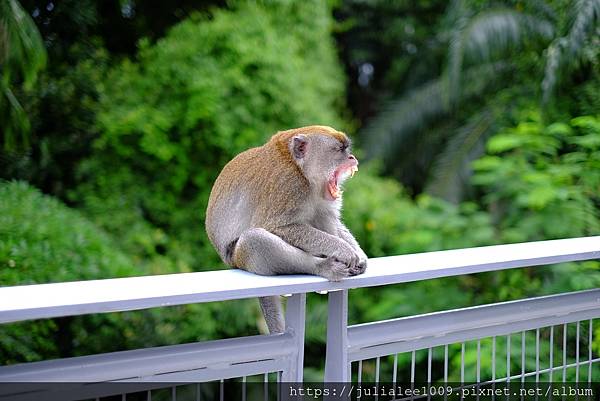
[528,0,558,22]
[542,0,600,102]
[362,78,445,161]
[0,0,46,84]
[0,0,46,150]
[425,110,495,203]
[362,62,506,162]
[1,83,29,149]
[567,0,600,58]
[448,9,553,100]
[541,37,567,103]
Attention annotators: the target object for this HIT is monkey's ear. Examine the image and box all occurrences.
[291,135,308,159]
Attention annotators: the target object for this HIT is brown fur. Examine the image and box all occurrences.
[206,125,349,253]
[205,125,366,333]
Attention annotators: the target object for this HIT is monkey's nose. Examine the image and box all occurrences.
[349,154,358,164]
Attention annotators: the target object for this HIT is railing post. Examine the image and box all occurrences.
[324,289,349,381]
[281,293,306,382]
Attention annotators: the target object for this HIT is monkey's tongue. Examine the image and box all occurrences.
[328,165,358,200]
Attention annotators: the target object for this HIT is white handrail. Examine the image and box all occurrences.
[0,236,598,324]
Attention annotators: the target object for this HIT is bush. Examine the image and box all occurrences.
[0,181,261,363]
[0,181,140,362]
[343,164,496,257]
[74,0,348,273]
[0,180,137,284]
[472,112,600,242]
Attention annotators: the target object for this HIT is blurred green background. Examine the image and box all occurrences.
[0,0,599,381]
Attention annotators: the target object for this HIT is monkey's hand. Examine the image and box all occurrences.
[327,241,362,272]
[316,245,365,281]
[352,247,368,276]
[317,256,356,281]
[337,225,368,276]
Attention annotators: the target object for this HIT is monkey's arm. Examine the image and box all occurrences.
[337,224,365,253]
[337,224,368,271]
[271,223,359,268]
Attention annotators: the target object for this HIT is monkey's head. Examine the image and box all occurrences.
[277,126,358,201]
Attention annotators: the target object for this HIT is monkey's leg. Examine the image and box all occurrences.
[234,227,351,279]
[233,228,325,276]
[233,228,348,334]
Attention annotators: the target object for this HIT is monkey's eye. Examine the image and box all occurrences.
[338,144,348,152]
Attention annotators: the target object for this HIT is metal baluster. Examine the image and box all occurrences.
[427,348,433,401]
[535,329,540,383]
[589,320,593,384]
[476,341,481,401]
[444,345,449,383]
[358,360,363,401]
[576,321,580,382]
[221,379,225,401]
[147,390,152,401]
[550,326,554,383]
[196,383,201,401]
[549,327,553,401]
[521,331,526,383]
[477,340,481,382]
[428,348,433,383]
[563,324,568,383]
[242,377,246,401]
[461,343,465,385]
[277,371,282,401]
[506,335,511,401]
[358,360,363,385]
[375,357,380,401]
[589,320,593,401]
[393,354,398,387]
[264,374,268,401]
[520,331,525,401]
[492,336,496,381]
[492,336,496,401]
[411,350,416,399]
[507,335,511,382]
[172,386,176,401]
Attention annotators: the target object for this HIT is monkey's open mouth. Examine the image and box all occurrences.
[328,164,358,200]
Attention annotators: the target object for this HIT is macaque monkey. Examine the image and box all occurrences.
[206,125,367,333]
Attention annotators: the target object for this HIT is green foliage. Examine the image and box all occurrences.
[337,131,600,379]
[1,0,599,383]
[342,164,495,257]
[1,44,110,199]
[359,0,600,201]
[0,181,260,363]
[0,181,136,284]
[542,0,600,102]
[74,0,348,272]
[0,180,136,362]
[473,112,600,241]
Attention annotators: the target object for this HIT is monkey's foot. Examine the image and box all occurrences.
[317,257,353,281]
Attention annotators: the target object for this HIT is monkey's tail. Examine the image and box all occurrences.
[259,296,284,334]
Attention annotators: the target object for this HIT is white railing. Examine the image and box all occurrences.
[0,236,599,400]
